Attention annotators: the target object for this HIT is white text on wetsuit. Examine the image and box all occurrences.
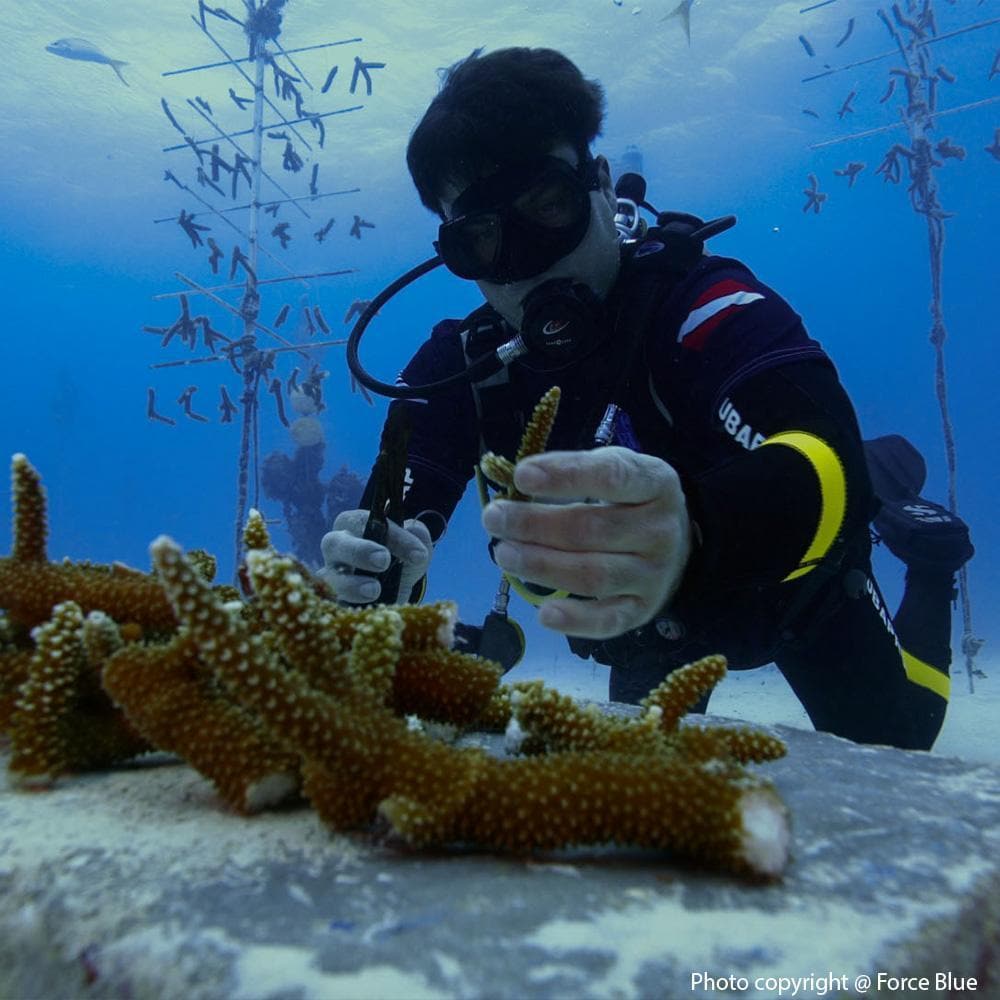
[718,398,765,451]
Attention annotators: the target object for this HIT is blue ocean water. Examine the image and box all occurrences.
[2,0,997,680]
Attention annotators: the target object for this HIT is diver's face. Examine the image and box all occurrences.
[439,143,621,330]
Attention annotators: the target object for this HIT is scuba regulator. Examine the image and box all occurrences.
[346,170,734,399]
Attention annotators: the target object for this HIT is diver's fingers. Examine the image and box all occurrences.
[492,541,650,605]
[482,497,662,553]
[513,447,681,506]
[321,528,390,575]
[383,518,433,566]
[317,565,382,604]
[537,595,648,640]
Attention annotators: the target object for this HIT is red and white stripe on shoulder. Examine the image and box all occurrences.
[676,278,765,350]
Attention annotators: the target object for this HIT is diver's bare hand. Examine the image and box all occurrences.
[480,447,691,639]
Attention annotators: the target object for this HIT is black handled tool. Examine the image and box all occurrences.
[353,405,411,604]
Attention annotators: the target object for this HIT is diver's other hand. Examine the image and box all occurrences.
[481,447,691,639]
[319,509,433,604]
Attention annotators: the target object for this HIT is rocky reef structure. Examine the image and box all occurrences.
[0,439,791,877]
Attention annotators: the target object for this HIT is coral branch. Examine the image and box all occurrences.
[11,454,48,563]
[103,634,300,813]
[0,457,791,879]
[481,386,561,501]
[7,602,149,784]
[146,536,789,877]
[0,457,176,633]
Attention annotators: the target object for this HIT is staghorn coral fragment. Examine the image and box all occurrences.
[642,653,729,732]
[102,633,301,814]
[479,452,516,492]
[0,454,176,630]
[669,723,788,765]
[242,547,498,724]
[480,386,561,501]
[0,455,176,633]
[243,508,272,551]
[151,537,488,842]
[0,557,177,633]
[11,454,47,563]
[384,749,790,879]
[149,537,789,877]
[393,648,501,728]
[508,658,786,765]
[0,649,33,732]
[515,385,561,464]
[186,548,218,582]
[509,679,666,756]
[8,602,150,784]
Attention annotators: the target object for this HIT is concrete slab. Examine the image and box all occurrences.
[1,714,998,1000]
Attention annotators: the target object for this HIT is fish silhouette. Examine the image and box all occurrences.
[661,0,694,45]
[45,37,129,86]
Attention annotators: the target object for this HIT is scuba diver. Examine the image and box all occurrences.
[321,47,973,751]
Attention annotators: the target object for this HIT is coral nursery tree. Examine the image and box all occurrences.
[800,0,998,691]
[143,0,383,572]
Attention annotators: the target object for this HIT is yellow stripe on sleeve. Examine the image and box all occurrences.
[760,431,847,582]
[901,649,951,701]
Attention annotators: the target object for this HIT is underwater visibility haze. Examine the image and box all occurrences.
[2,0,998,725]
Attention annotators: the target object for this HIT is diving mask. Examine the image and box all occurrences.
[436,154,601,283]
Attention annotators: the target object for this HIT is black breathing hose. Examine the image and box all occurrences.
[345,213,737,402]
[345,255,508,400]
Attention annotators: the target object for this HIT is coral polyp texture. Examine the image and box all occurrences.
[149,534,791,877]
[0,454,792,878]
[0,454,175,633]
[481,385,561,500]
[6,602,150,783]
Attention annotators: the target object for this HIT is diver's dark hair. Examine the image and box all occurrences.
[406,47,606,216]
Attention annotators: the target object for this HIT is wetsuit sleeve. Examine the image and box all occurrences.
[359,319,480,540]
[645,260,873,601]
[679,359,874,600]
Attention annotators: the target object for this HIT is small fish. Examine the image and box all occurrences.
[802,108,820,118]
[661,0,694,45]
[798,35,816,57]
[45,38,129,86]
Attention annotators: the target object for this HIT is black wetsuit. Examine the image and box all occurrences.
[364,246,952,751]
